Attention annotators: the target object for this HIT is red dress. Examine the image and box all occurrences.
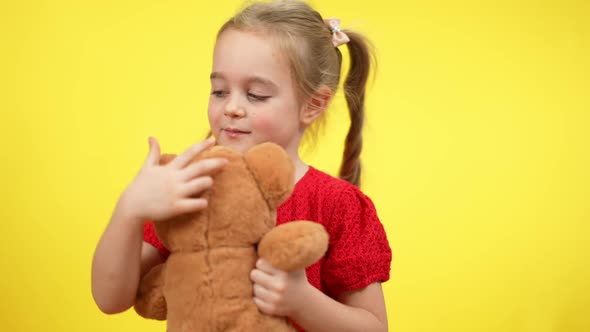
[143,166,392,329]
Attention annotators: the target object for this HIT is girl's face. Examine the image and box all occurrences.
[208,28,303,155]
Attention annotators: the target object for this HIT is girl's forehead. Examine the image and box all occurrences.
[214,28,281,58]
[212,28,291,83]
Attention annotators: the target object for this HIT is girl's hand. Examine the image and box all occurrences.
[250,258,311,317]
[121,137,227,224]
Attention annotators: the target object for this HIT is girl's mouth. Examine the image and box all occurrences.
[222,128,250,138]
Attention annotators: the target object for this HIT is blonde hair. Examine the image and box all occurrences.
[218,0,375,187]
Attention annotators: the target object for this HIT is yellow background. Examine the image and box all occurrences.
[1,0,589,331]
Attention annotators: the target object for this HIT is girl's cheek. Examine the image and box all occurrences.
[207,107,219,129]
[250,112,274,131]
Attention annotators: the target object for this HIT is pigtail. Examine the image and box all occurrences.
[339,31,374,188]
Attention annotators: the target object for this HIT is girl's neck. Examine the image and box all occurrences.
[285,132,308,184]
[291,154,309,184]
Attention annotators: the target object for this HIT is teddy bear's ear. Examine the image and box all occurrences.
[244,143,294,209]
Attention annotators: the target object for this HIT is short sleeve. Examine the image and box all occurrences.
[322,187,392,296]
[143,221,170,258]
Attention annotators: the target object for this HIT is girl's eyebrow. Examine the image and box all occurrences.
[210,72,278,90]
[209,72,224,80]
[248,77,278,90]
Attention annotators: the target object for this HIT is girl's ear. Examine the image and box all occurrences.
[300,85,332,126]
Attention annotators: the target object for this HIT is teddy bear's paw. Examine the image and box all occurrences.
[258,221,329,272]
[134,263,167,320]
[134,295,167,321]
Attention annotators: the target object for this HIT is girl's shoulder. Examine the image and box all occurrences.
[298,166,361,194]
[297,166,372,204]
[289,166,377,220]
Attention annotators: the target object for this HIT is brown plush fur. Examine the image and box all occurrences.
[134,142,329,332]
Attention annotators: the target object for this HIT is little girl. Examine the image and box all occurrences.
[92,1,392,331]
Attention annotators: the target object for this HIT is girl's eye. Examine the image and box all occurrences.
[247,93,270,101]
[211,90,227,97]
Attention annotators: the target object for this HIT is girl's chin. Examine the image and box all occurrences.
[216,139,254,153]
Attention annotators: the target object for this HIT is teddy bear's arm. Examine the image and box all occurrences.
[134,263,167,320]
[258,221,329,272]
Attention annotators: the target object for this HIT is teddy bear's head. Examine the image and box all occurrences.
[152,143,294,253]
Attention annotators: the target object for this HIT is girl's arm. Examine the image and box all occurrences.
[251,259,388,332]
[298,282,387,332]
[91,197,164,314]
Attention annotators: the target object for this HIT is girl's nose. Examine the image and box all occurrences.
[224,101,246,118]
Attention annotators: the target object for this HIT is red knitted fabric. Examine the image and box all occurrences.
[143,166,392,330]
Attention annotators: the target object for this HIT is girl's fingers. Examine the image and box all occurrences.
[256,259,282,275]
[173,198,208,215]
[253,283,278,304]
[250,268,275,287]
[143,136,161,167]
[251,266,288,294]
[180,176,213,197]
[180,158,228,181]
[171,138,215,169]
[252,297,275,315]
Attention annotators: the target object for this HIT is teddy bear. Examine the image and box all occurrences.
[134,142,329,332]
